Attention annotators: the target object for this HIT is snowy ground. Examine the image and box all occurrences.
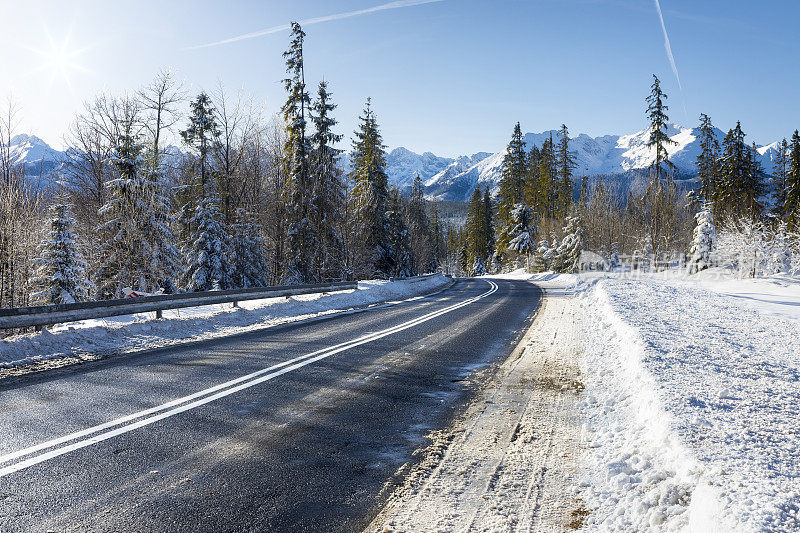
[0,275,451,375]
[577,270,800,531]
[371,269,800,532]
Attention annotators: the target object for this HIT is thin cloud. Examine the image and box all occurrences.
[653,0,682,91]
[185,0,444,50]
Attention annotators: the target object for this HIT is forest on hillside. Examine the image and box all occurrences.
[0,23,446,310]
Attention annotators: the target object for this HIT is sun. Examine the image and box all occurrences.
[30,30,90,89]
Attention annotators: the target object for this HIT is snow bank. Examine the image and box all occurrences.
[578,275,800,531]
[0,275,451,370]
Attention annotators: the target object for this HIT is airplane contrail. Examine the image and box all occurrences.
[653,0,682,91]
[185,0,444,50]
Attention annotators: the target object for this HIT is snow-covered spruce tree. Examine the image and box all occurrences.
[182,188,232,291]
[309,80,346,281]
[282,22,316,284]
[496,123,527,253]
[31,201,93,305]
[531,238,551,272]
[96,134,143,299]
[553,216,584,274]
[349,98,392,278]
[96,131,182,298]
[767,221,792,275]
[179,92,221,248]
[140,165,182,294]
[507,204,535,269]
[230,208,269,288]
[687,203,717,274]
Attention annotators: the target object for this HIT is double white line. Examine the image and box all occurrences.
[0,280,498,479]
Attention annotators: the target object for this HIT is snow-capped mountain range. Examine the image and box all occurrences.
[5,126,784,201]
[390,124,784,201]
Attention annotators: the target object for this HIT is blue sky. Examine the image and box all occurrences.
[2,0,798,156]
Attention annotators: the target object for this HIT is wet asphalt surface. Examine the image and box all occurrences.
[0,278,541,532]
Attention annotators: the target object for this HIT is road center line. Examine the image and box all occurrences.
[0,281,497,478]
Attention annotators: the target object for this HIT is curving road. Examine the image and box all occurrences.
[0,278,541,532]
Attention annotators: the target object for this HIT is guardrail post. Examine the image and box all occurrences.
[232,301,239,308]
[155,310,162,319]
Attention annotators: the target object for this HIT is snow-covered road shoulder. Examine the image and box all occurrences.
[578,273,800,532]
[0,275,451,377]
[369,273,584,531]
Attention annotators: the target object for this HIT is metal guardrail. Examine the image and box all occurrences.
[0,281,358,330]
[402,272,444,283]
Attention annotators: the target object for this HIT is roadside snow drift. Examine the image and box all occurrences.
[578,275,800,532]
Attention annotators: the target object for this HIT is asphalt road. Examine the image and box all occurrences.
[0,277,542,532]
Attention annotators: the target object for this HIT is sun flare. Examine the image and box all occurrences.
[31,31,89,89]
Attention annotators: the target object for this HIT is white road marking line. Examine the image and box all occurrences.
[0,281,497,478]
[0,283,459,466]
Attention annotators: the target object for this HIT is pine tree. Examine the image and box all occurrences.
[180,92,221,250]
[531,238,550,272]
[507,204,536,268]
[183,192,232,291]
[539,135,558,218]
[524,143,542,213]
[282,22,316,284]
[555,124,577,218]
[772,138,789,219]
[229,208,269,288]
[96,133,178,298]
[386,189,412,278]
[769,221,792,275]
[96,134,141,299]
[141,166,182,294]
[349,98,392,278]
[481,187,495,263]
[786,131,800,228]
[646,75,678,183]
[430,202,445,268]
[310,80,346,280]
[180,93,220,191]
[406,173,434,274]
[716,122,765,222]
[552,216,584,273]
[497,123,528,252]
[695,113,720,207]
[687,203,717,273]
[465,187,489,273]
[31,200,93,305]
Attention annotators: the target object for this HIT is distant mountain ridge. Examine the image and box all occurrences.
[390,124,784,201]
[5,126,784,201]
